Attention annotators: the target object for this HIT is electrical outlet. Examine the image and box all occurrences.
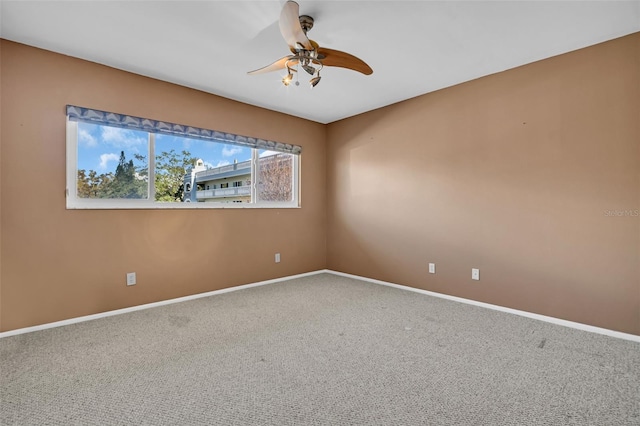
[428,263,436,274]
[472,268,480,281]
[275,253,281,263]
[126,272,136,286]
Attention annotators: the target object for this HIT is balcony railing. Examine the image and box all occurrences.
[196,186,250,199]
[196,160,251,179]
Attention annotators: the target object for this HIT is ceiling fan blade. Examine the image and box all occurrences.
[247,56,298,75]
[317,47,373,75]
[279,1,312,51]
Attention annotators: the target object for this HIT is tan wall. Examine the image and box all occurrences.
[327,33,640,335]
[0,40,327,332]
[2,34,639,335]
[0,41,3,329]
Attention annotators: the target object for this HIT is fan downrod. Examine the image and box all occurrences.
[299,15,314,34]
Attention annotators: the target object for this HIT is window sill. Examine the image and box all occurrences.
[66,200,300,210]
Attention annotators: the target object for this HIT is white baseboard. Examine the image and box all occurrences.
[0,270,327,339]
[326,270,640,343]
[2,268,638,343]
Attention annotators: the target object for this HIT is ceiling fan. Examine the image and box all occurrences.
[248,1,373,88]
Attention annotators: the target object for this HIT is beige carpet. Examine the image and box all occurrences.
[1,273,639,425]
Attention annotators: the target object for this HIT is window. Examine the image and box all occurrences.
[66,106,300,209]
[257,149,295,203]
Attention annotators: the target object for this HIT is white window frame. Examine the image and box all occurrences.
[66,119,300,209]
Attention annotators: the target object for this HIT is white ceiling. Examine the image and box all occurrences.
[1,1,638,124]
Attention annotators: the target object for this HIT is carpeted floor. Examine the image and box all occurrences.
[1,273,639,425]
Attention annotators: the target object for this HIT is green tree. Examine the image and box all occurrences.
[154,149,197,202]
[95,172,115,198]
[77,169,91,198]
[106,151,147,199]
[77,169,112,198]
[76,150,193,201]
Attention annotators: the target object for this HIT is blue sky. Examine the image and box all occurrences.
[77,122,253,173]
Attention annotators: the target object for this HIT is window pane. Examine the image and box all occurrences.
[76,122,149,199]
[154,135,202,203]
[257,150,294,202]
[157,135,252,203]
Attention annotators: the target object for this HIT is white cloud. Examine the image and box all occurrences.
[78,128,97,147]
[99,153,119,170]
[134,172,148,182]
[101,126,146,149]
[222,146,243,157]
[259,150,279,158]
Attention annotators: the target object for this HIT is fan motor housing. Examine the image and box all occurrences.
[299,15,314,34]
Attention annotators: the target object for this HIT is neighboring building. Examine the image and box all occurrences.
[183,154,293,203]
[183,159,251,203]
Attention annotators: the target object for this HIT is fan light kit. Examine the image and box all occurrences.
[248,1,373,88]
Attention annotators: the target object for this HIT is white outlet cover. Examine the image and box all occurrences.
[472,268,480,281]
[126,272,136,286]
[275,253,281,263]
[429,263,436,274]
